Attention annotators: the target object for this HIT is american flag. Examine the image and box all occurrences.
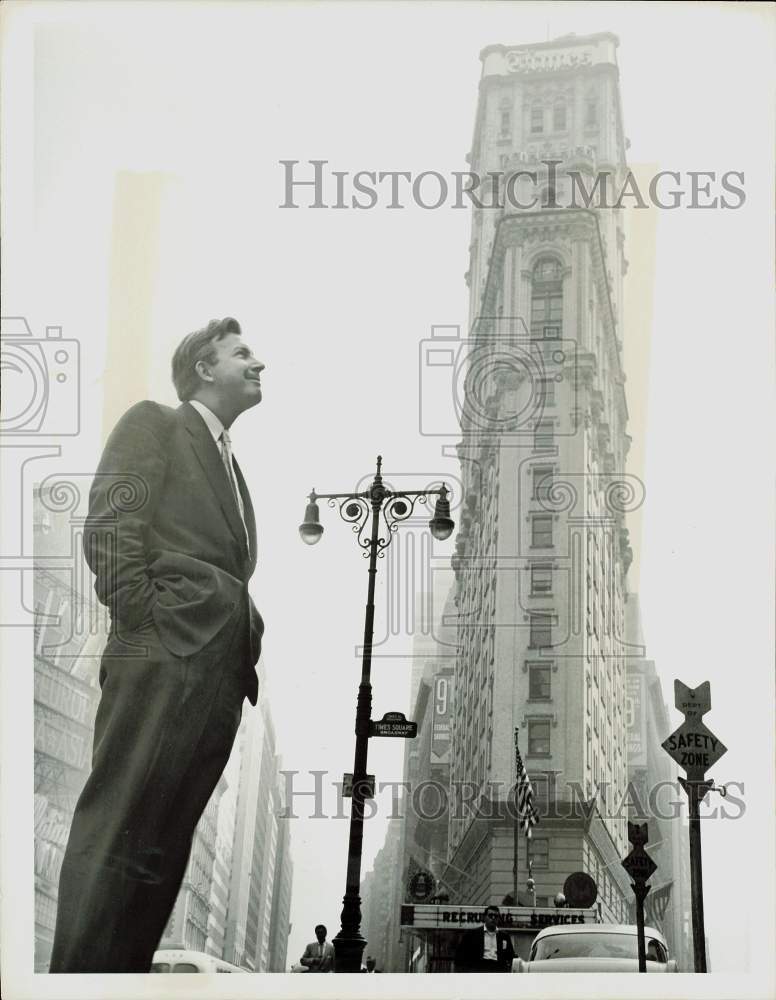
[514,731,539,838]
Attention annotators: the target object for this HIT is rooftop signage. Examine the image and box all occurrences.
[505,48,594,73]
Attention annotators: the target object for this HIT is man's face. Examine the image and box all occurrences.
[315,927,326,944]
[202,333,264,413]
[484,909,499,931]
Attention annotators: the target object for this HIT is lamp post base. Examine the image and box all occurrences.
[332,931,367,973]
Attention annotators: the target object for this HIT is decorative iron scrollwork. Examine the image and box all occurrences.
[331,496,371,554]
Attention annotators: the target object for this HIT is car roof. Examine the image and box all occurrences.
[533,924,666,942]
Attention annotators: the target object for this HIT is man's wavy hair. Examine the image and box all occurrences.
[171,317,242,402]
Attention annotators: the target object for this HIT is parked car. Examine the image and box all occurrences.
[512,923,679,973]
[150,949,244,973]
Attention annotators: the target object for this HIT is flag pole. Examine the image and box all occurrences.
[513,728,519,903]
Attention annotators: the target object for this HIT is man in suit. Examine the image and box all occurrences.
[49,318,265,972]
[300,925,335,973]
[454,905,515,973]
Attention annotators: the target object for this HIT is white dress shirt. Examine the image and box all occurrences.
[483,927,498,962]
[188,398,224,444]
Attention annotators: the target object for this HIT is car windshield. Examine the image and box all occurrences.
[533,933,666,962]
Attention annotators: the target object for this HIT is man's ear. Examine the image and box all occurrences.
[194,359,213,383]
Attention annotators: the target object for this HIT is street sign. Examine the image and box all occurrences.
[674,680,711,719]
[622,821,657,973]
[665,679,724,973]
[622,850,658,884]
[408,871,435,901]
[342,773,375,799]
[369,711,418,739]
[661,718,727,779]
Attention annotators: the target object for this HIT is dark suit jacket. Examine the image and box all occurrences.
[454,925,515,972]
[84,400,263,703]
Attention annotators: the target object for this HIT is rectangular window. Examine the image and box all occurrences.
[528,718,551,756]
[532,466,553,502]
[530,838,549,868]
[531,297,546,322]
[539,379,556,407]
[529,613,552,649]
[530,564,553,595]
[531,515,553,548]
[553,103,567,131]
[530,105,544,133]
[586,100,598,126]
[500,109,511,134]
[534,420,554,451]
[528,664,551,700]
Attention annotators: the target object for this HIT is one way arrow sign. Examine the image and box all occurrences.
[674,680,711,720]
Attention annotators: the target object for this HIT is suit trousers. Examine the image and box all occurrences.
[49,612,249,973]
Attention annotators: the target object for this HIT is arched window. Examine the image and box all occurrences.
[531,257,563,339]
[553,100,567,131]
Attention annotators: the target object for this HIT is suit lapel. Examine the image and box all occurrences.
[180,402,246,551]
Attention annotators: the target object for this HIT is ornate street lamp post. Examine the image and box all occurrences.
[299,455,454,973]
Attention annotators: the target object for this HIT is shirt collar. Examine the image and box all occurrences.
[189,399,225,443]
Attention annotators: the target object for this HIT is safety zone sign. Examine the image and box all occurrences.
[662,719,726,779]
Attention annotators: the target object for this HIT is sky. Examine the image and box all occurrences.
[1,2,774,999]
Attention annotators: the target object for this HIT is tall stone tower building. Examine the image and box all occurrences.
[446,33,639,920]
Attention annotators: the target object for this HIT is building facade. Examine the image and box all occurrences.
[33,483,294,972]
[217,679,293,972]
[625,598,692,970]
[446,32,637,919]
[267,787,294,972]
[360,589,458,972]
[360,819,403,972]
[33,485,106,972]
[162,777,225,952]
[161,663,294,971]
